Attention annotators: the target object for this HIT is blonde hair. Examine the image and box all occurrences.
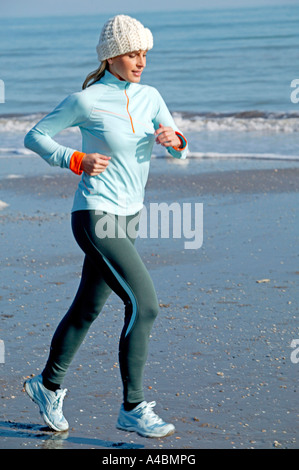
[82,60,108,89]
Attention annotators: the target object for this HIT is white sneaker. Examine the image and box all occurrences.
[24,374,69,432]
[116,401,175,438]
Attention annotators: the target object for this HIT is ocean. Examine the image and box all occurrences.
[1,4,299,161]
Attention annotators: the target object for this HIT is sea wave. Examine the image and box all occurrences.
[0,147,298,161]
[173,111,299,133]
[188,152,299,160]
[0,113,79,134]
[1,110,299,162]
[1,110,299,135]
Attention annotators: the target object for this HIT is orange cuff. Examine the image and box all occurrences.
[69,151,85,175]
[172,132,188,151]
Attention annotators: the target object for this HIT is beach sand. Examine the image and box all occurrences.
[0,155,298,449]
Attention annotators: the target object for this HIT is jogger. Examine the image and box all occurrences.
[24,14,188,437]
[42,210,159,405]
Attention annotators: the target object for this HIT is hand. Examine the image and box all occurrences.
[81,153,111,176]
[155,123,181,148]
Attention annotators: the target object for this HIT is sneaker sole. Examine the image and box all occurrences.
[24,381,68,432]
[116,422,175,438]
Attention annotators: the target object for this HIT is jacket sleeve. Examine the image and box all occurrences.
[24,92,88,174]
[151,88,188,159]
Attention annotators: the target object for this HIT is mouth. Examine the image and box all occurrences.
[132,70,143,77]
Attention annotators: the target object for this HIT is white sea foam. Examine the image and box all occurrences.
[1,111,299,135]
[0,148,33,156]
[6,174,25,179]
[1,112,299,161]
[0,200,9,210]
[0,147,298,162]
[0,114,80,134]
[173,112,299,134]
[188,152,299,161]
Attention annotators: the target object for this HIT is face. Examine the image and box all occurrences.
[108,50,147,83]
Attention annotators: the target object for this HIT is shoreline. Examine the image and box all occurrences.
[0,155,298,449]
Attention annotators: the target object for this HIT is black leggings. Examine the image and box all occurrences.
[42,210,159,404]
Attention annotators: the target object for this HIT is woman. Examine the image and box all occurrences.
[24,14,188,438]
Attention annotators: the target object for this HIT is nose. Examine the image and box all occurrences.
[137,54,146,68]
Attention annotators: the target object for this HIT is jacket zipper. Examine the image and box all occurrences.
[124,89,135,134]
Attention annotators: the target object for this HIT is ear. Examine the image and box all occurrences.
[107,58,113,65]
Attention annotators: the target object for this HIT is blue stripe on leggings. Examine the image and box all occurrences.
[102,254,137,338]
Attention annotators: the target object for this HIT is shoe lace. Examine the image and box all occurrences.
[52,388,67,413]
[142,401,163,425]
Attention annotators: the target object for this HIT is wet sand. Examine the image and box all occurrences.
[0,155,298,449]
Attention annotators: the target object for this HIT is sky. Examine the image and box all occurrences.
[1,0,298,17]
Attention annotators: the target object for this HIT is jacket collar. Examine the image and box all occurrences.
[99,70,132,90]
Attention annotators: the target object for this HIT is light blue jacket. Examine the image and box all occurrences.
[24,71,188,215]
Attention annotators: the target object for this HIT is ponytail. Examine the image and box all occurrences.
[82,60,108,89]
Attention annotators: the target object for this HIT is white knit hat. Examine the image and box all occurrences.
[96,15,153,62]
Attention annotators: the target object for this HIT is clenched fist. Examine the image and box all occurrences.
[154,123,182,148]
[81,153,111,176]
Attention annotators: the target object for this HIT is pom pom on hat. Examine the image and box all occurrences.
[96,15,153,62]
